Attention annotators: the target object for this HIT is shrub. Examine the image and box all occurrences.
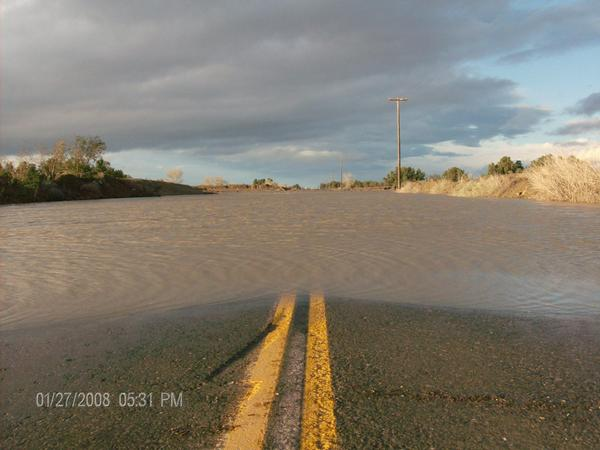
[95,158,125,179]
[1,136,129,203]
[252,178,275,187]
[442,167,467,182]
[526,155,600,203]
[320,181,341,189]
[384,166,426,187]
[487,156,524,175]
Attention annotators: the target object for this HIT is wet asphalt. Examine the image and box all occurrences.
[2,297,600,449]
[326,299,600,449]
[0,299,273,449]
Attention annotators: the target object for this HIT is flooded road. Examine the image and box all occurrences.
[1,191,599,329]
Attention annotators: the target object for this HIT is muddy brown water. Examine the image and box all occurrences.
[1,191,599,330]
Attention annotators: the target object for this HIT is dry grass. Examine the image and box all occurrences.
[526,156,600,203]
[401,174,528,199]
[401,156,600,204]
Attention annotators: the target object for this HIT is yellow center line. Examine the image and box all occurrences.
[223,293,296,450]
[301,293,338,450]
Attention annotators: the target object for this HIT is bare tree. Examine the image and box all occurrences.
[203,176,225,186]
[40,140,67,180]
[342,172,354,189]
[166,168,184,184]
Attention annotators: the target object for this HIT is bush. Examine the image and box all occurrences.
[252,178,275,187]
[384,166,426,187]
[1,136,129,203]
[95,158,125,179]
[526,155,600,203]
[352,180,384,188]
[487,156,524,175]
[320,181,341,189]
[442,167,467,182]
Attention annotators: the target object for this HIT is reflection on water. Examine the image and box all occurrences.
[1,192,599,329]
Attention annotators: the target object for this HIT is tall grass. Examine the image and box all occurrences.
[526,156,600,203]
[401,156,600,204]
[401,174,518,198]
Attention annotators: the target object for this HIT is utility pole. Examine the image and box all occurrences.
[340,157,343,189]
[388,97,408,190]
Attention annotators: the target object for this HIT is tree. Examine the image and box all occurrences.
[487,156,524,175]
[62,136,107,177]
[14,161,42,198]
[383,166,426,187]
[442,167,467,182]
[94,158,125,178]
[165,168,183,184]
[342,172,354,189]
[40,140,67,180]
[74,136,107,165]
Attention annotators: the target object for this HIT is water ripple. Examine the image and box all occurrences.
[1,192,599,329]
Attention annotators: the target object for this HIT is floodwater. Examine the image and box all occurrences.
[1,191,599,329]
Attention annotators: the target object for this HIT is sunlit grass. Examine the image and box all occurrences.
[401,156,600,204]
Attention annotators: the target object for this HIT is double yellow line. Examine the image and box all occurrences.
[301,293,337,449]
[223,293,338,450]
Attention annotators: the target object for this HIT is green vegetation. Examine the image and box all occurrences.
[252,178,275,187]
[442,166,467,182]
[319,180,385,189]
[320,181,342,189]
[1,137,126,204]
[1,136,207,204]
[319,166,425,190]
[383,166,426,187]
[487,156,524,175]
[350,180,384,188]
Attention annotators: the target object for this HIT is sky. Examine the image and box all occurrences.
[1,0,599,186]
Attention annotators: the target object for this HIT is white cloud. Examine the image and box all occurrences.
[426,138,600,173]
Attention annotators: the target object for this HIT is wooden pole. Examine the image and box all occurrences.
[396,101,401,190]
[389,97,407,191]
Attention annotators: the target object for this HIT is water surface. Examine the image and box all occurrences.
[1,192,599,329]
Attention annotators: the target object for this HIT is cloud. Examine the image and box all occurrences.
[219,146,343,164]
[497,0,600,63]
[555,118,600,135]
[418,138,600,174]
[1,0,598,183]
[555,138,592,147]
[569,92,600,116]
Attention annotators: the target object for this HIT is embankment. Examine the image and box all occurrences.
[0,175,209,205]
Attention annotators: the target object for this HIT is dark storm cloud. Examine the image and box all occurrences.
[1,0,598,162]
[569,92,600,116]
[497,1,600,64]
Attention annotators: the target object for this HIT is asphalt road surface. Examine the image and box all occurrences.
[3,294,600,449]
